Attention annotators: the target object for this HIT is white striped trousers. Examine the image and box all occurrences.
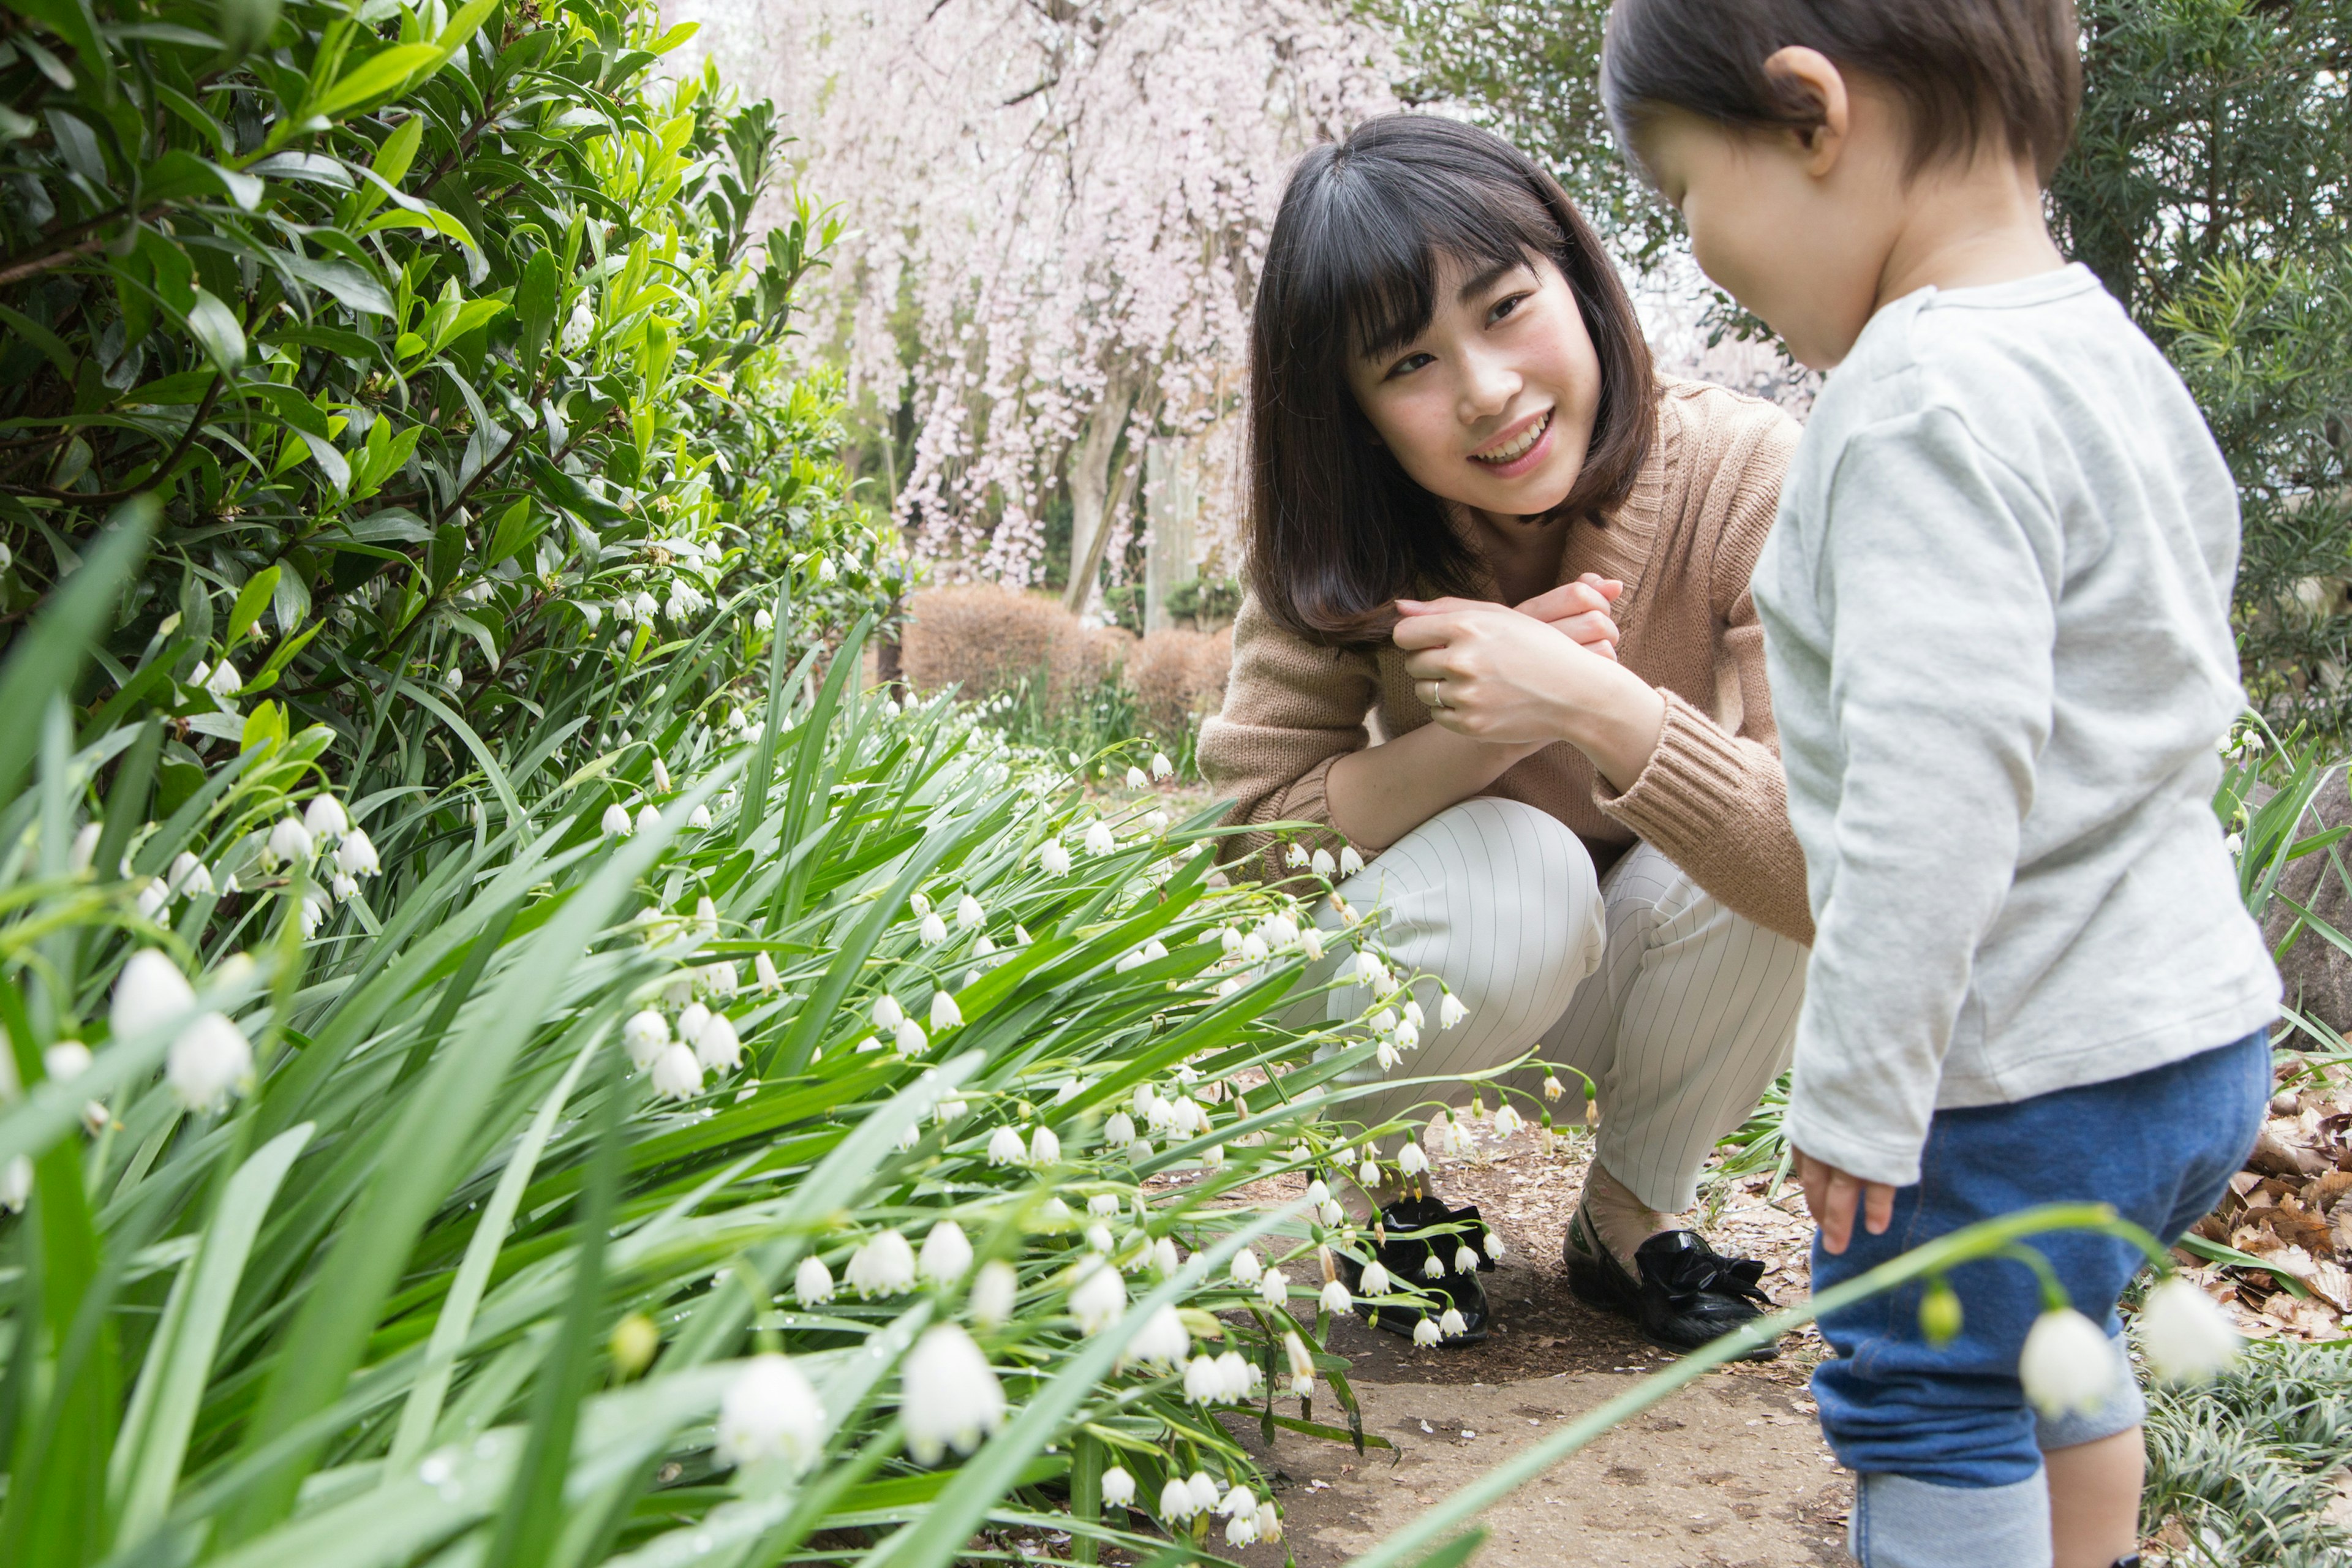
[1308,797,1807,1213]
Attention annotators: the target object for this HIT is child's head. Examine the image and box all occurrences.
[1248,115,1657,646]
[1600,0,2080,367]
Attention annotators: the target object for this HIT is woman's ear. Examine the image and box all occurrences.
[1762,45,1851,178]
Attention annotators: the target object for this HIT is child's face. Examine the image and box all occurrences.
[1346,250,1604,521]
[1637,100,1904,371]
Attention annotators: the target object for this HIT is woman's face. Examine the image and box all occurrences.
[1346,249,1603,519]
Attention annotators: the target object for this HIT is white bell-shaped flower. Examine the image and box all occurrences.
[894,1017,928,1055]
[1438,991,1469,1029]
[956,893,984,931]
[695,1014,742,1072]
[1493,1104,1524,1139]
[267,816,314,869]
[1129,1303,1190,1367]
[1040,840,1072,876]
[651,757,672,793]
[1230,1247,1262,1286]
[168,851,213,900]
[1321,1278,1354,1316]
[622,1009,669,1068]
[900,1324,1005,1464]
[1160,1476,1199,1520]
[43,1041,91,1082]
[986,1125,1026,1165]
[1360,1259,1393,1297]
[970,1258,1018,1327]
[930,991,963,1031]
[919,912,948,946]
[794,1254,835,1307]
[204,657,243,700]
[634,805,660,836]
[678,1002,712,1044]
[0,1154,29,1212]
[872,995,904,1031]
[1453,1245,1480,1275]
[335,828,380,877]
[1485,1231,1506,1261]
[2020,1307,2122,1416]
[1070,1257,1127,1335]
[1420,1252,1447,1281]
[2138,1276,2240,1382]
[601,804,632,837]
[1183,1354,1224,1403]
[1257,1267,1289,1307]
[1029,1125,1060,1165]
[1101,1465,1137,1509]
[847,1230,918,1297]
[112,949,195,1040]
[1398,1143,1431,1176]
[168,1012,253,1112]
[1310,847,1336,877]
[650,1043,703,1100]
[755,952,781,993]
[1256,1501,1283,1543]
[919,1220,973,1286]
[1338,846,1365,876]
[1151,752,1173,780]
[688,804,714,830]
[1083,821,1115,856]
[1125,765,1147,789]
[1438,1306,1468,1339]
[716,1352,825,1471]
[1104,1111,1136,1146]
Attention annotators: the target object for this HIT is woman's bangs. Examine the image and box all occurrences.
[1310,171,1556,364]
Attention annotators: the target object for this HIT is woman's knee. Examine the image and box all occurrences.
[1338,797,1599,1035]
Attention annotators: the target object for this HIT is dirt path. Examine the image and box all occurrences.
[1213,1128,1858,1568]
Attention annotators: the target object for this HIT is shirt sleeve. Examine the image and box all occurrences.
[1782,406,2062,1187]
[1596,414,1815,946]
[1196,592,1381,880]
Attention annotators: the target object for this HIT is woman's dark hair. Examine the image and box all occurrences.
[1600,0,2081,184]
[1247,115,1657,649]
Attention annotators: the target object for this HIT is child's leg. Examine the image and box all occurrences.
[2044,1427,2144,1568]
[1812,1031,2269,1568]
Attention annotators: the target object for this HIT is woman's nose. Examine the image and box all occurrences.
[1455,347,1520,423]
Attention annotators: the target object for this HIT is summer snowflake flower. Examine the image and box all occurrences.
[1338,846,1365,876]
[328,828,377,881]
[168,1012,254,1112]
[0,1156,29,1213]
[1453,1245,1480,1275]
[695,1014,742,1072]
[303,795,349,844]
[872,995,905,1031]
[650,1043,702,1100]
[1029,1125,1060,1164]
[1321,1278,1354,1316]
[956,893,984,930]
[1257,1501,1283,1544]
[1190,1470,1227,1513]
[1221,1481,1260,1523]
[1083,821,1115,856]
[1104,1112,1136,1145]
[987,1125,1026,1165]
[1040,840,1072,876]
[688,804,713,829]
[1257,1267,1289,1307]
[894,1017,928,1054]
[717,1353,825,1471]
[623,1009,669,1068]
[1360,1259,1393,1296]
[919,1221,974,1286]
[266,816,314,870]
[930,991,963,1030]
[755,952,782,993]
[560,297,594,353]
[1129,1303,1190,1368]
[1230,1248,1262,1286]
[1485,1231,1507,1261]
[1359,1156,1381,1186]
[679,1003,712,1044]
[1412,1316,1442,1346]
[1160,1476,1199,1521]
[1101,1466,1137,1509]
[1126,766,1148,788]
[635,805,661,836]
[794,1254,835,1307]
[901,1324,1005,1464]
[970,1259,1018,1327]
[105,959,195,1047]
[1492,1104,1524,1140]
[1438,1307,1468,1340]
[1286,843,1310,869]
[2139,1276,2239,1382]
[919,912,949,946]
[1152,753,1173,780]
[203,658,244,701]
[847,1231,918,1297]
[1301,927,1325,962]
[1310,848,1336,877]
[652,757,672,793]
[601,804,631,837]
[694,895,719,940]
[2019,1308,2118,1417]
[1071,1257,1127,1334]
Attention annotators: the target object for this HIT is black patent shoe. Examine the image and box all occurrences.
[1562,1205,1779,1360]
[1338,1195,1496,1344]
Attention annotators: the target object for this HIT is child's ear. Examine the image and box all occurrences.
[1761,45,1851,178]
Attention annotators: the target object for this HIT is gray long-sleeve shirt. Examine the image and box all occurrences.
[1753,263,2280,1188]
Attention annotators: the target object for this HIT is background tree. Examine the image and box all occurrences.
[673,0,1400,609]
[1372,0,2351,733]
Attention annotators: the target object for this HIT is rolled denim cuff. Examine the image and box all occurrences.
[1852,1470,2052,1568]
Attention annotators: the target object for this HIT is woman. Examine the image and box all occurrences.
[1199,115,1811,1356]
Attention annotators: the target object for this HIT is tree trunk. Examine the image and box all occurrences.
[1063,371,1139,615]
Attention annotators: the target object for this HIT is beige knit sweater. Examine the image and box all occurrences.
[1200,377,1814,946]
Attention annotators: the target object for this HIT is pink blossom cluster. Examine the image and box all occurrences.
[671,0,1400,584]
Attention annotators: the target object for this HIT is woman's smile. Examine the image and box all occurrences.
[1469,407,1555,477]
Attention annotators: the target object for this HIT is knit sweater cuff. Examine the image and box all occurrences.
[1595,690,1750,858]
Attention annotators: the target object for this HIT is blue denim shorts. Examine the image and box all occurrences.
[1809,1030,2271,1488]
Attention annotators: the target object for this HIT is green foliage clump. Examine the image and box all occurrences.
[2143,1339,2352,1566]
[0,0,905,804]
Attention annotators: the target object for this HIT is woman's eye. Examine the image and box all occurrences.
[1489,292,1532,325]
[1385,352,1434,379]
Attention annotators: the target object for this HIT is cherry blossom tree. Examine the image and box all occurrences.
[669,0,1400,604]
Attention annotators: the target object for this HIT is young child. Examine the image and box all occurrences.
[1599,4,2280,1567]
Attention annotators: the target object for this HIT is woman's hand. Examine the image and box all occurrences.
[1510,573,1624,660]
[1393,596,1667,791]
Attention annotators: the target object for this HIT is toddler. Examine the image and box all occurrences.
[1599,3,2280,1566]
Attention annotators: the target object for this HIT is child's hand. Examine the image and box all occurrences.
[1794,1145,1898,1254]
[1504,574,1624,661]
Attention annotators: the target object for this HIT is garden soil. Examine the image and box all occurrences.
[1185,1131,1860,1568]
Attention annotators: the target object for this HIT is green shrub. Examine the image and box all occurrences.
[2143,1339,2352,1566]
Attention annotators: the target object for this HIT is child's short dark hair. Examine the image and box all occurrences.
[1600,0,2081,182]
